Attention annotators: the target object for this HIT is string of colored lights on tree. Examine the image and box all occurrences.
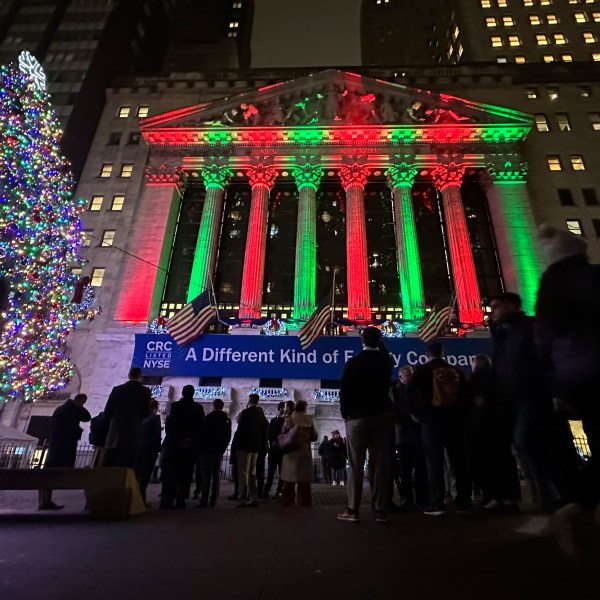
[0,56,85,402]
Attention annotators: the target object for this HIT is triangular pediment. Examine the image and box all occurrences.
[141,69,532,133]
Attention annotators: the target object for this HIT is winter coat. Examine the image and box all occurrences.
[137,412,162,458]
[104,380,151,450]
[326,437,347,469]
[202,410,232,456]
[164,398,204,457]
[45,400,91,468]
[280,412,316,483]
[235,405,268,453]
[268,414,285,448]
[392,383,420,445]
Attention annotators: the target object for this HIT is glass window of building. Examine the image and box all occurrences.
[583,32,597,43]
[535,114,550,131]
[120,164,133,178]
[540,0,552,5]
[566,220,583,235]
[547,155,563,170]
[111,195,125,211]
[582,188,598,205]
[71,268,82,277]
[574,12,588,22]
[546,14,559,25]
[108,132,121,145]
[89,195,103,210]
[523,0,533,5]
[137,106,149,118]
[81,231,92,247]
[497,0,507,6]
[101,230,115,247]
[543,54,555,62]
[491,35,503,47]
[593,52,600,61]
[515,55,526,62]
[508,35,521,46]
[530,15,542,25]
[536,34,550,45]
[547,87,559,99]
[91,268,105,286]
[503,16,515,26]
[554,33,567,44]
[558,189,575,206]
[562,54,573,61]
[526,88,538,98]
[590,113,600,129]
[481,0,492,7]
[556,114,572,131]
[127,132,141,145]
[486,17,497,27]
[570,155,586,170]
[593,12,600,22]
[593,219,600,238]
[579,86,592,97]
[117,106,130,118]
[100,164,112,178]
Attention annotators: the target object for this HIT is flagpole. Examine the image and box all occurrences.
[209,278,220,324]
[330,267,336,327]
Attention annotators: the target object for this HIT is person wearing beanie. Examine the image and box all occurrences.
[536,224,600,510]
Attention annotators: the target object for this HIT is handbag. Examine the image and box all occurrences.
[278,425,316,454]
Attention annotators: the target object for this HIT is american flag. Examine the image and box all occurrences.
[166,290,216,346]
[418,298,452,343]
[298,292,332,350]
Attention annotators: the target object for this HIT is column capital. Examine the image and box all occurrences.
[386,162,418,189]
[339,163,370,191]
[200,162,233,190]
[292,160,323,191]
[431,162,466,191]
[246,162,278,191]
[145,163,187,191]
[486,156,528,184]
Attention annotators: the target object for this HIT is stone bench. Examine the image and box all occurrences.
[0,468,145,519]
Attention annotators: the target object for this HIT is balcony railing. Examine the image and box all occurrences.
[251,387,289,399]
[194,386,228,400]
[313,388,340,402]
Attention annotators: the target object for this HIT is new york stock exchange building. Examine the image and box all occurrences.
[17,63,600,436]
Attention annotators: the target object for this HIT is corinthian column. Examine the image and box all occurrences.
[339,162,371,321]
[432,162,483,324]
[482,157,543,315]
[292,160,323,320]
[238,163,278,320]
[386,161,425,320]
[115,163,186,323]
[187,162,232,301]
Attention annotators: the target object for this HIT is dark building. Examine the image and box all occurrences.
[0,0,254,177]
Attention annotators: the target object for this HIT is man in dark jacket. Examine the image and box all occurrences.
[102,367,151,468]
[337,327,393,523]
[235,393,268,507]
[160,385,205,509]
[408,343,472,516]
[262,401,286,498]
[198,399,232,508]
[134,399,162,505]
[39,393,91,510]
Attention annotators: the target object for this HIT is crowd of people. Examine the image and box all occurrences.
[38,225,598,531]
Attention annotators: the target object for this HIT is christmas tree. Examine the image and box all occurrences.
[0,52,85,403]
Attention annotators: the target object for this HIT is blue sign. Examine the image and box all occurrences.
[132,334,493,379]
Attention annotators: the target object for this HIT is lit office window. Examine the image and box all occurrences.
[100,164,113,178]
[547,155,563,170]
[526,88,538,98]
[536,34,549,45]
[530,15,542,25]
[101,231,115,247]
[120,164,134,178]
[554,33,567,44]
[497,56,508,62]
[111,195,125,210]
[486,17,497,27]
[593,52,600,60]
[583,32,597,43]
[515,55,526,63]
[481,0,491,7]
[593,12,600,22]
[540,0,552,5]
[508,35,521,45]
[491,36,503,47]
[566,220,583,236]
[556,114,572,131]
[547,87,559,99]
[574,12,588,22]
[89,195,103,211]
[523,0,534,5]
[546,14,559,24]
[72,268,82,277]
[498,0,507,6]
[590,113,600,130]
[579,86,592,97]
[562,54,573,61]
[543,54,555,62]
[503,16,515,26]
[137,106,150,118]
[535,114,550,131]
[117,106,130,118]
[570,155,586,170]
[81,231,92,247]
[91,268,105,287]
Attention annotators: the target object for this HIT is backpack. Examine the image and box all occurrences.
[89,412,109,447]
[431,367,461,407]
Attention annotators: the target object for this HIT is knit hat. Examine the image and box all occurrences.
[538,223,587,266]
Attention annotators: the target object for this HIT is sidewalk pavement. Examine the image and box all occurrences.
[0,483,598,600]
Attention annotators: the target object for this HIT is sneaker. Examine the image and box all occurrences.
[337,508,360,523]
[375,511,389,523]
[340,481,345,486]
[332,481,338,486]
[423,507,446,516]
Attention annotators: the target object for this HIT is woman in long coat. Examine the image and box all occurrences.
[280,400,317,507]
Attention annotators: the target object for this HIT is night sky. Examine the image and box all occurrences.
[252,0,362,68]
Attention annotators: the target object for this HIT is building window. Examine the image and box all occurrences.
[580,86,592,97]
[81,231,92,247]
[571,155,586,170]
[536,34,550,45]
[515,55,526,63]
[71,268,82,277]
[526,88,538,98]
[259,378,283,388]
[497,56,508,63]
[486,17,497,27]
[593,219,600,238]
[574,12,588,22]
[547,87,559,100]
[127,132,141,145]
[100,164,113,178]
[554,33,567,44]
[593,52,600,61]
[593,12,600,23]
[111,195,125,211]
[491,36,503,47]
[546,14,559,25]
[583,188,598,205]
[562,54,573,61]
[547,155,563,170]
[108,132,121,145]
[101,230,115,247]
[558,189,574,206]
[540,0,553,5]
[481,0,491,7]
[544,54,555,62]
[89,195,103,211]
[556,114,571,131]
[497,0,507,6]
[117,106,130,118]
[508,35,521,46]
[120,164,134,178]
[566,220,583,236]
[137,105,149,118]
[523,0,533,5]
[590,113,600,130]
[583,32,597,43]
[91,268,105,286]
[530,15,542,25]
[535,114,550,131]
[503,16,515,26]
